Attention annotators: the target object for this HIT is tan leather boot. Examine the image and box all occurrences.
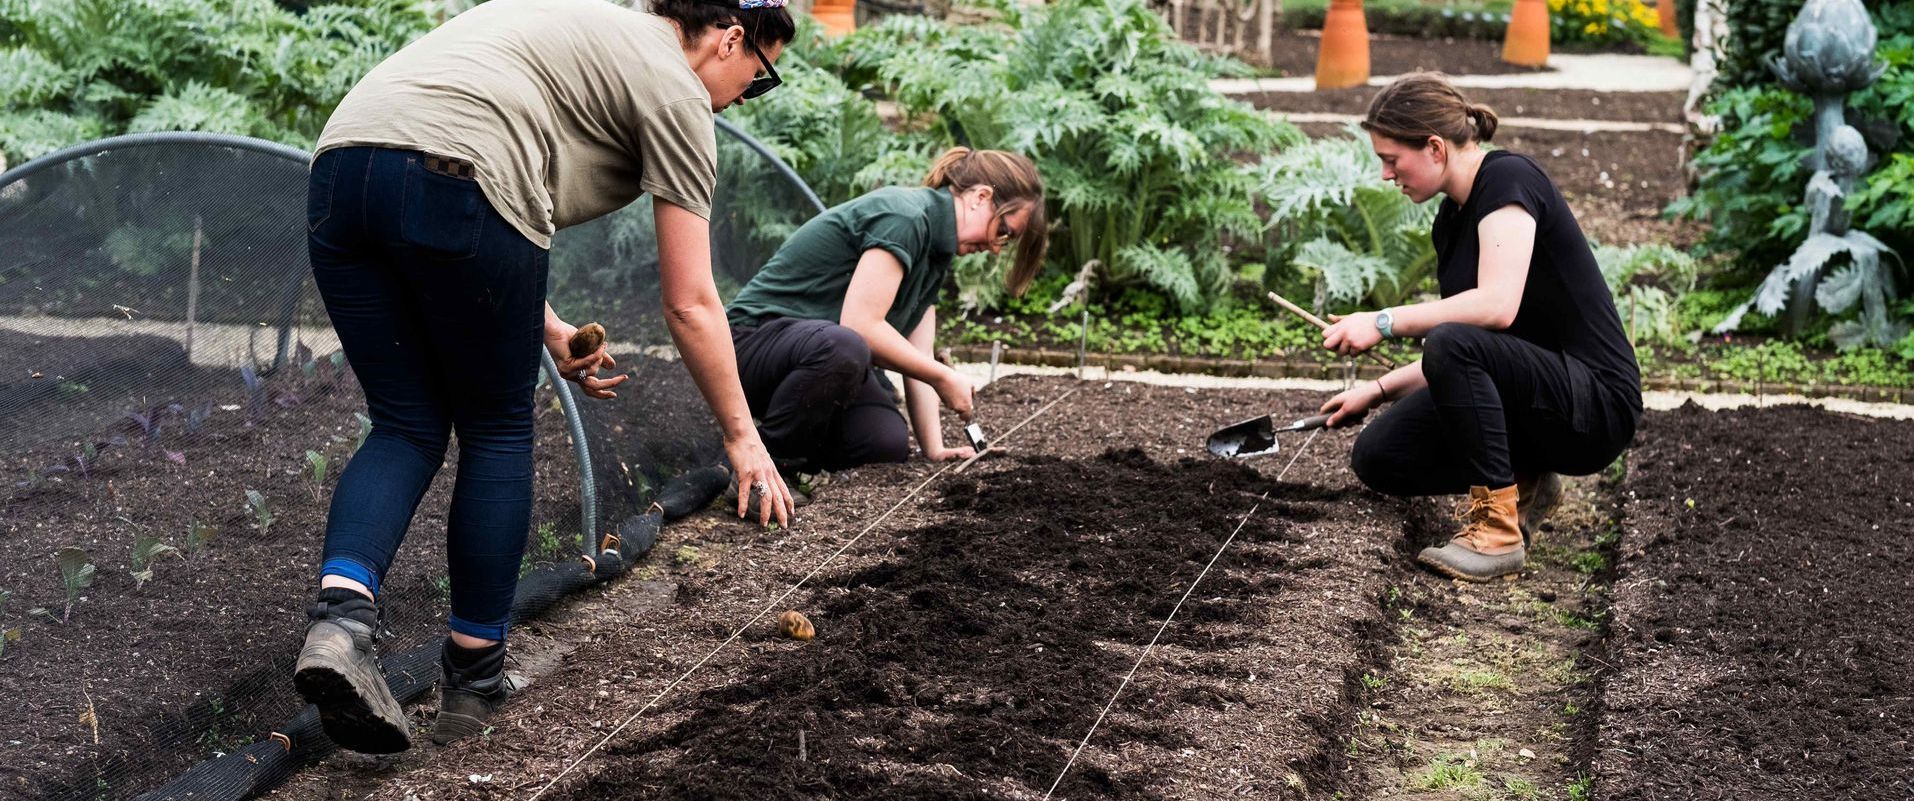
[1516,472,1564,544]
[1417,485,1525,582]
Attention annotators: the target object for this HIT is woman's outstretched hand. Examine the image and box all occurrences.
[544,317,629,399]
[924,444,978,462]
[725,433,794,527]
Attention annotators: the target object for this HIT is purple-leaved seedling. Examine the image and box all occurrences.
[241,364,266,421]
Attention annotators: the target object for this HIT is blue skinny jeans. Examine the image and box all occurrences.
[307,146,545,641]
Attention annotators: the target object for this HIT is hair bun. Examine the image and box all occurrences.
[1467,103,1499,142]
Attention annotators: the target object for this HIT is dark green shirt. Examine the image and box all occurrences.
[727,186,958,335]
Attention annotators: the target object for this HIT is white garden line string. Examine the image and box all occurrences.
[529,385,1082,800]
[1042,426,1323,800]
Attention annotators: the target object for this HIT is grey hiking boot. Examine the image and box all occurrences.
[293,588,411,753]
[1417,485,1526,583]
[432,639,509,745]
[1517,472,1565,544]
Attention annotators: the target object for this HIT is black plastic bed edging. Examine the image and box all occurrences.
[124,466,730,801]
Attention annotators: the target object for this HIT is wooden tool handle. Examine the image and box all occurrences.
[1266,291,1332,330]
[1265,291,1400,370]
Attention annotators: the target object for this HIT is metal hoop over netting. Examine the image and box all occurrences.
[0,122,827,801]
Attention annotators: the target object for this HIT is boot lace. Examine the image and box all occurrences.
[1450,494,1497,549]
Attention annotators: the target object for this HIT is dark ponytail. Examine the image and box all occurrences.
[650,0,796,48]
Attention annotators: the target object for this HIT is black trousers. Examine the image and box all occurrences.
[1351,323,1638,496]
[731,317,910,471]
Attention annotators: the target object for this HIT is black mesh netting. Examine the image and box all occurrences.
[0,128,823,801]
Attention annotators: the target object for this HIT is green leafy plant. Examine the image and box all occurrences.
[245,489,273,535]
[1255,125,1437,313]
[1413,753,1486,791]
[352,412,372,453]
[1674,5,1914,349]
[1595,243,1702,347]
[811,0,1302,312]
[54,546,95,623]
[533,522,563,559]
[0,0,436,164]
[1713,0,1815,92]
[1567,773,1595,801]
[305,449,329,499]
[184,520,217,555]
[130,536,181,588]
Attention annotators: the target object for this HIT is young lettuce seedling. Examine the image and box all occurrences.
[130,537,181,588]
[306,450,329,499]
[185,521,217,555]
[55,547,94,623]
[245,490,274,535]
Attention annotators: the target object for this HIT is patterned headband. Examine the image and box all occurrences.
[733,0,789,7]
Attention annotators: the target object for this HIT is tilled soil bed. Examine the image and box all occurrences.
[0,351,731,801]
[1597,404,1914,798]
[0,363,586,801]
[262,375,1412,800]
[1260,31,1544,79]
[1247,87,1687,125]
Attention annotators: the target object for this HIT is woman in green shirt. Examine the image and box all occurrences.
[727,147,1047,471]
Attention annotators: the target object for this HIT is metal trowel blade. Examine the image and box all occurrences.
[1206,414,1278,458]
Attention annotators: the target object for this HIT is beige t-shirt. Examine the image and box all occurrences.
[316,0,715,249]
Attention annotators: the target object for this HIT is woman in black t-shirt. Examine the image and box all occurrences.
[1316,73,1642,582]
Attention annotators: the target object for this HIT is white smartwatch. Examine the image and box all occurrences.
[1375,308,1396,339]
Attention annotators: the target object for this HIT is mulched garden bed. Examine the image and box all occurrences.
[1246,87,1688,125]
[1596,404,1914,799]
[0,361,588,801]
[261,375,1416,800]
[1260,30,1545,79]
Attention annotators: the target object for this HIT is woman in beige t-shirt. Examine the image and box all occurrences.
[297,0,797,754]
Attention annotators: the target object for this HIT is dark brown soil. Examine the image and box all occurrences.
[572,450,1326,799]
[1597,404,1914,799]
[1261,31,1546,80]
[260,375,1408,801]
[0,359,586,801]
[1247,87,1688,125]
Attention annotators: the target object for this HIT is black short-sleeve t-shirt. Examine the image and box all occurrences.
[1431,151,1640,405]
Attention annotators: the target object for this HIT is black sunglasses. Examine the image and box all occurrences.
[741,36,782,100]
